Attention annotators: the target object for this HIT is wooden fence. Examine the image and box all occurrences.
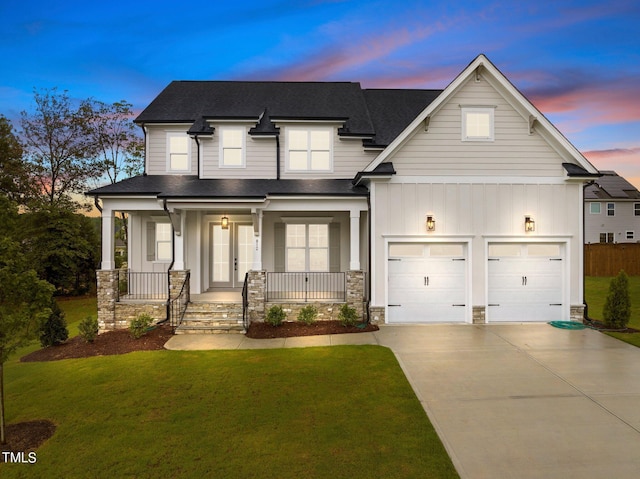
[584,243,640,276]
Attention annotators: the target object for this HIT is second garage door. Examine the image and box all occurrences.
[388,243,467,323]
[487,243,564,322]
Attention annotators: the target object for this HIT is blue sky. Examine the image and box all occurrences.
[2,0,639,186]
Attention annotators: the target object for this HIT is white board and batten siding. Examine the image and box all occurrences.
[370,74,583,324]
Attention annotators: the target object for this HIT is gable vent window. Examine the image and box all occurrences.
[287,128,332,172]
[167,133,190,172]
[461,107,494,141]
[220,127,245,168]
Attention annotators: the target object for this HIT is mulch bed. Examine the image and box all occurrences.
[246,320,378,338]
[583,318,640,333]
[1,420,57,458]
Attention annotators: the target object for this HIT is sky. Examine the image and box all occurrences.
[1,0,639,187]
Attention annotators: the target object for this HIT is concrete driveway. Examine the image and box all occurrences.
[166,323,640,478]
[375,324,640,479]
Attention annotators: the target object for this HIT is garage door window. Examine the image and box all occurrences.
[528,244,561,256]
[389,244,424,257]
[488,244,521,257]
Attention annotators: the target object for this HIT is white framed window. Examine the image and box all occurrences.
[155,223,172,261]
[285,223,329,271]
[461,107,494,141]
[286,128,332,172]
[626,231,634,240]
[635,203,640,216]
[599,232,614,243]
[607,203,615,216]
[219,127,245,168]
[590,202,601,214]
[167,133,190,172]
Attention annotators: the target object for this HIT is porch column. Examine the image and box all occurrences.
[173,211,185,270]
[101,207,115,270]
[349,209,360,270]
[252,209,263,270]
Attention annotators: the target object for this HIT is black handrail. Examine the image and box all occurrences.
[242,272,249,331]
[266,272,345,302]
[169,272,190,329]
[116,270,167,301]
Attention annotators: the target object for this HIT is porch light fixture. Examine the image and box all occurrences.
[525,216,535,232]
[426,215,436,232]
[221,216,229,229]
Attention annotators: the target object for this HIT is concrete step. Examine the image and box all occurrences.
[180,317,243,327]
[175,324,245,335]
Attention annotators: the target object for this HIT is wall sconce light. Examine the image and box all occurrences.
[525,216,535,232]
[426,215,436,232]
[221,216,229,229]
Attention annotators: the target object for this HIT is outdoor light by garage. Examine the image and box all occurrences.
[426,215,436,232]
[525,216,535,232]
[221,216,229,229]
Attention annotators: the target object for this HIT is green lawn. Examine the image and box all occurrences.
[1,342,458,478]
[585,276,640,347]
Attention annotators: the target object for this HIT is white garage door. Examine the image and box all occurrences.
[487,243,564,322]
[388,243,466,323]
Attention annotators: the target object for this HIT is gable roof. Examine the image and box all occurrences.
[360,54,600,176]
[135,81,441,148]
[585,171,640,200]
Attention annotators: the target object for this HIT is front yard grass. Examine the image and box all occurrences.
[585,276,640,347]
[1,345,459,478]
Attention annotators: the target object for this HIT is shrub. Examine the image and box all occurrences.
[129,313,154,339]
[265,305,286,327]
[78,315,99,343]
[40,300,69,347]
[603,270,631,329]
[297,305,318,325]
[338,303,359,327]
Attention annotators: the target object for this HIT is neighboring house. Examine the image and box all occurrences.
[88,54,600,331]
[584,171,640,243]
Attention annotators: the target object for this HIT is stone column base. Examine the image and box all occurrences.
[472,306,486,324]
[368,306,385,324]
[570,304,585,321]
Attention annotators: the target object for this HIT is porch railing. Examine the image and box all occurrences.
[266,272,346,302]
[116,270,167,301]
[169,272,190,328]
[241,272,249,330]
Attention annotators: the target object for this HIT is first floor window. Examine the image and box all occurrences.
[626,231,635,240]
[599,232,614,244]
[590,202,601,214]
[156,223,172,261]
[286,224,328,271]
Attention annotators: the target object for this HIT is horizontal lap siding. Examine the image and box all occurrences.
[202,135,275,179]
[147,126,197,175]
[391,79,564,177]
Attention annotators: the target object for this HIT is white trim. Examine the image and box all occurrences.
[386,175,571,185]
[280,216,334,223]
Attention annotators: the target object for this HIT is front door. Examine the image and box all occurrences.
[210,223,253,289]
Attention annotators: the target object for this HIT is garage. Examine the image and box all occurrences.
[487,243,564,322]
[387,243,467,323]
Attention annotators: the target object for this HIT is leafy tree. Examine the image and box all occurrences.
[0,115,35,205]
[603,270,631,329]
[20,207,100,295]
[0,229,54,444]
[19,88,101,209]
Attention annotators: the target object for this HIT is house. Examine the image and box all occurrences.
[88,54,600,332]
[584,171,640,243]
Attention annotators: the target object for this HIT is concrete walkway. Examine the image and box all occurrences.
[165,324,640,479]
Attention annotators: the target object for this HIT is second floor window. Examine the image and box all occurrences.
[167,133,190,171]
[220,128,245,167]
[607,203,615,216]
[590,203,601,214]
[635,203,640,216]
[287,128,332,172]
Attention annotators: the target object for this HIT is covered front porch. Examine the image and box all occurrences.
[96,194,369,332]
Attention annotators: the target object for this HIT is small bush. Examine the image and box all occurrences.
[297,305,318,325]
[603,270,631,329]
[40,300,69,347]
[129,313,154,339]
[338,303,359,327]
[78,315,99,343]
[265,305,286,327]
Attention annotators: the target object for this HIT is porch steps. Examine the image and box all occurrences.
[175,301,244,335]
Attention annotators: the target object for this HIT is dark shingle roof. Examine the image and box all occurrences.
[135,81,442,146]
[585,171,640,200]
[87,175,368,199]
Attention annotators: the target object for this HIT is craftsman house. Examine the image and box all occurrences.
[584,171,640,244]
[89,54,600,332]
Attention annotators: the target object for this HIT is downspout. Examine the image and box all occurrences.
[163,199,175,323]
[94,196,102,214]
[366,192,372,323]
[583,180,595,320]
[193,135,201,178]
[139,123,148,176]
[275,132,280,180]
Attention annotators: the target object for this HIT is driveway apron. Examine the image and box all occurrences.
[374,324,640,479]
